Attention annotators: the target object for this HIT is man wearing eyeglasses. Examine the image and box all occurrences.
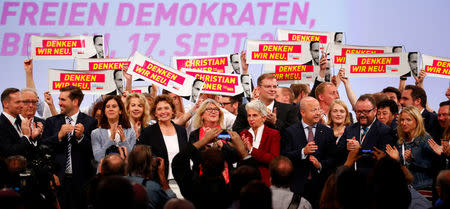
[219,95,240,116]
[232,74,299,134]
[20,88,45,139]
[337,94,395,173]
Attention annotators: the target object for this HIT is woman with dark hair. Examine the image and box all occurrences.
[139,95,188,182]
[91,96,136,166]
[91,100,104,127]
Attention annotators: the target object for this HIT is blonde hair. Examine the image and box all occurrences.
[327,99,351,127]
[192,99,224,129]
[125,93,151,128]
[397,105,426,144]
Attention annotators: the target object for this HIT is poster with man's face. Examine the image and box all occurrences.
[31,35,105,60]
[76,58,131,95]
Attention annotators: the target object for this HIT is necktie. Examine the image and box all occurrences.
[307,125,314,142]
[65,116,73,174]
[14,117,22,135]
[361,127,369,144]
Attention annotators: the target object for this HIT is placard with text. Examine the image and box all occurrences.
[48,69,116,94]
[31,35,105,60]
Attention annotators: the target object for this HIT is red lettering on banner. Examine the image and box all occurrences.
[288,34,327,43]
[259,44,301,53]
[133,61,185,86]
[60,73,105,82]
[176,57,228,73]
[424,60,450,76]
[89,61,130,71]
[185,71,238,93]
[53,81,91,90]
[334,48,386,64]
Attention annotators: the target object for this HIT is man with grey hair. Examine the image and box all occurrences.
[282,97,336,208]
[20,88,45,140]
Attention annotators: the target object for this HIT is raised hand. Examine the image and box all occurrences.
[386,144,400,161]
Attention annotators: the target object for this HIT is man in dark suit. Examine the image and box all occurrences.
[20,88,45,135]
[400,85,441,141]
[338,94,395,172]
[42,86,97,209]
[232,73,299,134]
[0,88,40,158]
[282,97,336,208]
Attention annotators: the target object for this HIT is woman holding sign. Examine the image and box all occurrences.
[240,100,280,186]
[91,96,136,167]
[387,106,434,190]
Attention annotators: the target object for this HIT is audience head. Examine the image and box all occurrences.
[100,153,125,176]
[59,85,84,116]
[400,85,427,109]
[163,199,195,209]
[300,97,321,125]
[398,105,425,144]
[372,92,388,106]
[20,88,39,119]
[125,93,151,127]
[193,99,224,129]
[150,94,176,123]
[1,88,22,117]
[355,94,377,127]
[438,100,450,128]
[219,95,240,115]
[436,170,450,202]
[336,166,364,209]
[315,82,339,108]
[290,83,310,104]
[200,148,225,177]
[230,165,261,200]
[269,156,293,188]
[275,87,294,104]
[132,183,149,209]
[382,86,401,105]
[91,100,104,126]
[239,180,272,209]
[94,176,134,209]
[367,157,411,209]
[327,99,351,127]
[245,100,268,130]
[320,173,340,209]
[127,145,156,179]
[376,99,398,126]
[257,74,278,102]
[99,95,130,129]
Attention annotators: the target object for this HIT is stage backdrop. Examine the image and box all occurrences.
[0,0,449,110]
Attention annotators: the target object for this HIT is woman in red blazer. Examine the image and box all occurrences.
[240,100,281,186]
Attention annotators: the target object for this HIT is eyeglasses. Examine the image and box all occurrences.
[355,108,374,115]
[220,102,233,106]
[22,100,38,105]
[205,108,220,112]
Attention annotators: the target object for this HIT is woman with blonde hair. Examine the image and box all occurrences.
[327,100,352,143]
[125,93,152,139]
[394,105,434,189]
[189,99,225,144]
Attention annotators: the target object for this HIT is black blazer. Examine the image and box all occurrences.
[281,122,336,194]
[42,112,98,185]
[232,100,299,134]
[337,119,395,168]
[0,113,35,158]
[138,122,188,179]
[422,109,442,141]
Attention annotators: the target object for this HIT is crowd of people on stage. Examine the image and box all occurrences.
[0,54,449,209]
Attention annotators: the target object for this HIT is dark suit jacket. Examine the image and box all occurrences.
[422,109,442,141]
[281,122,336,194]
[138,122,188,179]
[0,113,36,158]
[240,126,280,186]
[42,112,97,185]
[337,119,395,168]
[232,101,299,134]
